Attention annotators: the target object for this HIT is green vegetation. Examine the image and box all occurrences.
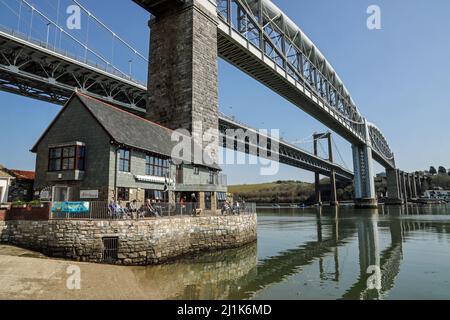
[11,200,42,206]
[229,181,315,204]
[229,180,355,204]
[430,175,450,189]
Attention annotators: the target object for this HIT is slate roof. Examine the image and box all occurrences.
[33,93,220,170]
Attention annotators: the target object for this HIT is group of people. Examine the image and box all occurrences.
[108,199,162,219]
[221,200,243,216]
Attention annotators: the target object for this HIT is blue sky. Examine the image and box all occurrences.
[0,0,449,185]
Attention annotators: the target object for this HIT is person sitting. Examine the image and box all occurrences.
[128,200,138,219]
[145,199,159,217]
[108,200,118,219]
[221,202,230,215]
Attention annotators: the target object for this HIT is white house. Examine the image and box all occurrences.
[0,166,14,204]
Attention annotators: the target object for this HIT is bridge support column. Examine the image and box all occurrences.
[352,144,377,208]
[411,173,418,199]
[415,175,422,198]
[315,173,322,206]
[143,0,219,164]
[386,169,404,205]
[329,169,338,207]
[314,133,338,206]
[400,172,408,204]
[406,174,413,201]
[327,133,339,207]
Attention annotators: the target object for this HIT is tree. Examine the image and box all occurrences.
[429,166,437,175]
[438,166,447,175]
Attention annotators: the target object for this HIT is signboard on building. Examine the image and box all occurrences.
[51,202,90,213]
[80,190,99,199]
[40,190,51,200]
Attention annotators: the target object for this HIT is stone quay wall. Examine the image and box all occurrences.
[0,214,257,265]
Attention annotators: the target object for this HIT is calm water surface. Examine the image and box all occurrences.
[139,204,450,300]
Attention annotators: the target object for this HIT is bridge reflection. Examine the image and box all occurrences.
[125,206,447,300]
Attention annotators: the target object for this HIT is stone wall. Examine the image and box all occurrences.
[0,214,257,265]
[0,221,6,243]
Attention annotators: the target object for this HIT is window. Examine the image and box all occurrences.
[48,145,86,172]
[77,146,86,171]
[119,149,130,172]
[145,154,169,177]
[145,189,164,201]
[176,165,183,184]
[193,166,200,175]
[208,170,215,185]
[117,187,129,201]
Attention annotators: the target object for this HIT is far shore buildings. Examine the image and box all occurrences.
[31,93,227,213]
[0,165,35,203]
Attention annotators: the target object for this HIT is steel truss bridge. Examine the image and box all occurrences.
[216,0,394,169]
[0,0,395,183]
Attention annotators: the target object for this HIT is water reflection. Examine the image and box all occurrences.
[123,204,450,300]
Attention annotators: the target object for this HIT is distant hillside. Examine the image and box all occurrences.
[229,180,353,204]
[229,174,450,204]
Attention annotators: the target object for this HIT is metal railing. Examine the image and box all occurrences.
[49,201,256,221]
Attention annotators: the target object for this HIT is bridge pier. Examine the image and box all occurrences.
[141,0,220,163]
[386,169,404,205]
[352,144,377,208]
[400,172,409,204]
[315,173,322,206]
[415,174,422,197]
[406,174,413,201]
[411,173,418,199]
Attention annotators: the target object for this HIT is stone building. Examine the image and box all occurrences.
[31,93,227,212]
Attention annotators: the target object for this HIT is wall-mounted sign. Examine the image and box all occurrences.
[51,202,90,213]
[40,190,51,200]
[80,190,99,199]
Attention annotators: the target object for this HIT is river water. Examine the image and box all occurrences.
[2,204,450,300]
[156,204,450,300]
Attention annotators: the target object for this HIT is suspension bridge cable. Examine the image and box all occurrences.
[13,0,136,81]
[318,139,328,159]
[331,136,349,170]
[0,0,18,17]
[54,0,60,46]
[71,0,148,62]
[17,0,22,31]
[1,0,48,42]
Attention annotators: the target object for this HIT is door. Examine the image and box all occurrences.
[53,186,71,202]
[0,186,4,203]
[205,192,212,210]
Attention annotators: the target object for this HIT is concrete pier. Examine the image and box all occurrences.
[386,169,403,205]
[352,143,377,208]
